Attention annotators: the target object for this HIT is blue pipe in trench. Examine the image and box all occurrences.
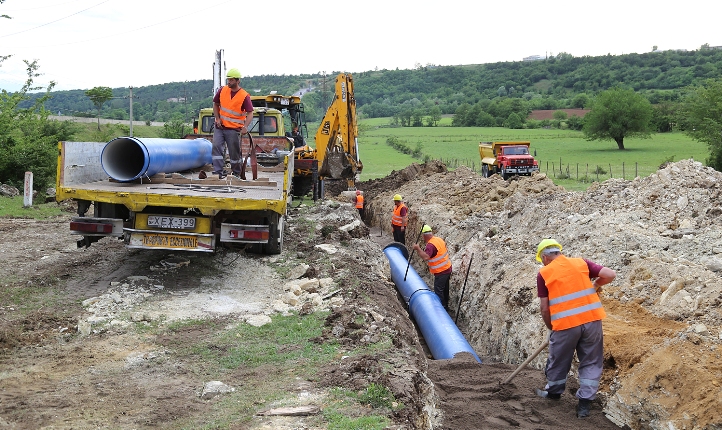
[383,242,481,363]
[101,137,213,182]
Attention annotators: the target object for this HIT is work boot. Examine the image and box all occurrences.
[576,399,591,418]
[216,171,227,179]
[535,388,560,400]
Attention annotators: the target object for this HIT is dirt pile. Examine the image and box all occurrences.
[360,159,722,429]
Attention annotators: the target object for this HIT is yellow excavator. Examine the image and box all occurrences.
[294,73,363,198]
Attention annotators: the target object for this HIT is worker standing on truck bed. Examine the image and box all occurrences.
[412,225,452,311]
[534,239,616,419]
[391,194,407,244]
[212,68,253,179]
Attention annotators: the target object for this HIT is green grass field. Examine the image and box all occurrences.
[356,118,709,190]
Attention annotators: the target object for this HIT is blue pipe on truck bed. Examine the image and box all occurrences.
[101,137,213,182]
[383,242,481,363]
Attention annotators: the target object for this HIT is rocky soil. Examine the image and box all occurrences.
[1,158,721,429]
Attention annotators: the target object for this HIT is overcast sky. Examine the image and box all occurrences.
[1,0,720,94]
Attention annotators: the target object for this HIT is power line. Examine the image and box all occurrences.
[1,0,89,12]
[2,0,234,48]
[0,0,111,38]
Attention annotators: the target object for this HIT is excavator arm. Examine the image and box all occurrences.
[314,73,363,188]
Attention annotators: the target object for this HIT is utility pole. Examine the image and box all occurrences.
[129,86,134,136]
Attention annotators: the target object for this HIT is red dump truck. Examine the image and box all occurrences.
[479,141,539,179]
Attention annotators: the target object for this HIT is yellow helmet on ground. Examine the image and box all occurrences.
[393,194,402,201]
[421,225,433,233]
[536,239,562,262]
[226,68,241,79]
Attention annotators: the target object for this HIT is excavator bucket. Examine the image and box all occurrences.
[325,149,349,179]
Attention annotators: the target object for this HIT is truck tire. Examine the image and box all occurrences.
[264,213,284,255]
[501,169,509,180]
[482,165,489,178]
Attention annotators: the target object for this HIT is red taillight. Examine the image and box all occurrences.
[70,221,113,234]
[228,230,269,240]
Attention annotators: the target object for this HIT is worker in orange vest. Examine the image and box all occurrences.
[534,239,616,419]
[391,194,407,244]
[212,68,253,179]
[412,225,452,311]
[354,190,364,220]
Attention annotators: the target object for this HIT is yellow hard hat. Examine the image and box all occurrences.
[421,225,432,233]
[536,239,562,262]
[393,194,402,201]
[226,68,242,79]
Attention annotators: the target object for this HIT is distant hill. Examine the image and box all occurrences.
[25,47,722,124]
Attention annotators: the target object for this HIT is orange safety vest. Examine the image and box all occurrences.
[356,195,364,209]
[219,86,250,129]
[539,255,606,331]
[391,203,407,227]
[426,236,452,274]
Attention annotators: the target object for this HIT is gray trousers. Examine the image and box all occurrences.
[212,128,242,175]
[544,320,603,401]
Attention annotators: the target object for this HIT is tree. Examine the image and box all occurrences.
[678,78,722,169]
[553,110,568,121]
[582,87,653,150]
[504,112,523,129]
[427,105,442,127]
[1,59,78,193]
[85,86,113,130]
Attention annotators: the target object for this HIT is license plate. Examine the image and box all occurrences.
[147,215,196,229]
[281,99,289,105]
[142,233,198,249]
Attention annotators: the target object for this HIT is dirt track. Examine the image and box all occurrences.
[2,159,721,429]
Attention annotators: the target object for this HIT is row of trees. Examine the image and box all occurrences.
[20,47,722,125]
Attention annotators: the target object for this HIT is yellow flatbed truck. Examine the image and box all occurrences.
[55,137,292,254]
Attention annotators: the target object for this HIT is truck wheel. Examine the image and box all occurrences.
[482,165,489,178]
[501,169,509,180]
[263,213,283,255]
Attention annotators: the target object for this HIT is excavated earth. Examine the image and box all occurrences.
[1,159,721,429]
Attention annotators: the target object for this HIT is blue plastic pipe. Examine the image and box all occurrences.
[101,137,213,182]
[383,242,481,363]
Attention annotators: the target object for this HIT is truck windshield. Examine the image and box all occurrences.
[503,147,529,155]
[248,116,278,133]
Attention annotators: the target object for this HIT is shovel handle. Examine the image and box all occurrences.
[501,339,549,385]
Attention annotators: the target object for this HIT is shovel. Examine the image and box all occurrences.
[404,225,425,281]
[500,339,549,385]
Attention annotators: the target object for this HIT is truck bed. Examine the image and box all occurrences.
[57,141,292,214]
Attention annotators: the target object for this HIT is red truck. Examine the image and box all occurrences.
[479,141,539,179]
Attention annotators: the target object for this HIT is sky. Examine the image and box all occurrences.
[0,0,720,94]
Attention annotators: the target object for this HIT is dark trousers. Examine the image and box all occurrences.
[357,208,364,220]
[392,226,406,245]
[433,272,451,310]
[212,128,242,175]
[544,320,604,400]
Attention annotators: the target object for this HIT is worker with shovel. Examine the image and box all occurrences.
[534,239,616,419]
[412,225,452,311]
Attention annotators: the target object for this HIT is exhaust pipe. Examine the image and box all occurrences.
[383,242,481,363]
[101,137,212,182]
